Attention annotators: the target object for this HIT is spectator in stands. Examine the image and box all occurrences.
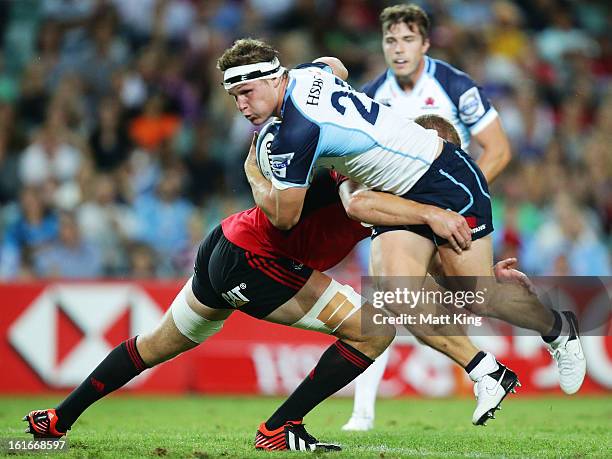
[172,212,204,276]
[497,81,554,160]
[18,61,49,129]
[133,166,194,275]
[184,120,224,205]
[35,210,103,278]
[487,0,529,61]
[33,20,65,89]
[126,240,158,278]
[89,97,130,172]
[0,103,22,204]
[18,114,83,187]
[78,6,130,103]
[522,193,611,276]
[77,174,137,275]
[48,73,90,136]
[536,7,598,68]
[159,54,200,122]
[0,187,58,278]
[129,94,180,151]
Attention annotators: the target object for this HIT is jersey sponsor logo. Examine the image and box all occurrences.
[306,75,324,106]
[421,96,439,110]
[291,261,304,271]
[471,224,486,234]
[459,87,485,124]
[268,152,295,178]
[465,216,486,233]
[222,283,249,308]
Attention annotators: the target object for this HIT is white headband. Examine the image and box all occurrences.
[223,57,286,90]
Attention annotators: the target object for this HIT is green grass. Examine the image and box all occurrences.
[1,395,611,458]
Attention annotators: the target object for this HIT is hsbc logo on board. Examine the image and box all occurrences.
[8,284,163,387]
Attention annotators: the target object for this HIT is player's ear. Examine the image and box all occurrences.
[422,37,430,54]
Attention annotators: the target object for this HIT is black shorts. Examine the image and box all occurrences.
[191,225,314,319]
[372,142,493,246]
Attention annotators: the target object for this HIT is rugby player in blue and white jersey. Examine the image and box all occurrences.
[362,4,511,182]
[218,37,586,427]
[345,3,514,431]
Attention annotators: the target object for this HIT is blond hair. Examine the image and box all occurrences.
[414,114,461,145]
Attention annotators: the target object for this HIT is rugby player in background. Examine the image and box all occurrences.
[345,3,514,430]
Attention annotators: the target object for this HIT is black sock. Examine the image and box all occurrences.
[542,310,563,343]
[55,336,148,432]
[265,340,373,430]
[464,351,487,374]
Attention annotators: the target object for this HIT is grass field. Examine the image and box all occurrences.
[1,395,611,458]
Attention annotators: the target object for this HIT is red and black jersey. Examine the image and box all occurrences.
[221,171,369,272]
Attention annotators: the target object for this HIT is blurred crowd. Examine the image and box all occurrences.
[0,0,609,279]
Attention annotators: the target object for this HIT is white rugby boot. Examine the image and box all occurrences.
[547,311,586,395]
[470,353,520,426]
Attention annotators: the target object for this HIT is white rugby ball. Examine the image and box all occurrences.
[256,120,281,181]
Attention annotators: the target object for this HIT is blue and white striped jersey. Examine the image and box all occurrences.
[263,62,440,195]
[361,56,497,149]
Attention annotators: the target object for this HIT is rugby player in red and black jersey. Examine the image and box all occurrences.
[21,164,395,451]
[23,117,532,452]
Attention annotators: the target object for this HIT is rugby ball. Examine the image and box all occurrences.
[255,120,281,181]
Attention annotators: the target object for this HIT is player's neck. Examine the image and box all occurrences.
[396,58,426,93]
[274,75,290,118]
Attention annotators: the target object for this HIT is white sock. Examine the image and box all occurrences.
[351,347,390,420]
[468,352,499,382]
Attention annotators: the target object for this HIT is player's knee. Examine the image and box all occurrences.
[136,330,180,367]
[340,329,394,360]
[170,282,224,345]
[292,279,363,334]
[290,279,394,358]
[462,288,495,316]
[139,282,225,367]
[362,315,395,352]
[336,307,395,359]
[364,330,395,357]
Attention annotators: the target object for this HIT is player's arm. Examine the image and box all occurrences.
[312,57,348,80]
[339,180,471,253]
[473,117,511,183]
[244,133,306,230]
